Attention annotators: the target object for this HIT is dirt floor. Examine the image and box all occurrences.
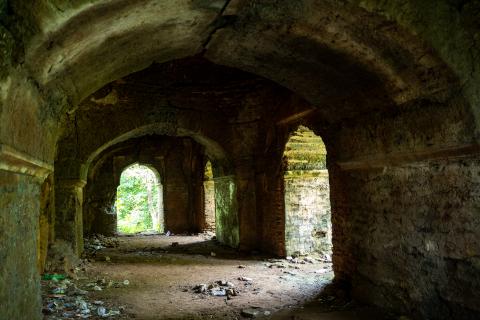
[42,234,395,320]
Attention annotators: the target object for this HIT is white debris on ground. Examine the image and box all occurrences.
[41,275,129,319]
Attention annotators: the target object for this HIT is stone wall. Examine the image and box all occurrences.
[339,157,480,319]
[284,171,332,256]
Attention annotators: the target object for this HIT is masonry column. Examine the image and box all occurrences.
[234,158,259,252]
[55,179,86,256]
[0,144,53,320]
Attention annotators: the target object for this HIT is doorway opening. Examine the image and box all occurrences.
[283,125,332,257]
[115,164,164,234]
[203,160,216,232]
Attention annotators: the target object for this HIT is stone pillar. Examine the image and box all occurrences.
[234,159,259,252]
[214,175,239,248]
[55,179,86,256]
[0,144,53,320]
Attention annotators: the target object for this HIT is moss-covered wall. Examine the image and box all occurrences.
[214,175,239,248]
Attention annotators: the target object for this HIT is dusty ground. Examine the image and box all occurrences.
[43,234,394,319]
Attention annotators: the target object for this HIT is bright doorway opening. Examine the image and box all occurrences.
[115,164,164,234]
[284,126,332,257]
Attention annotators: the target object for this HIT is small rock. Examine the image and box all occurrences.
[93,285,102,291]
[210,252,216,257]
[239,276,253,282]
[304,257,315,263]
[241,307,261,318]
[123,279,130,286]
[210,288,227,296]
[105,256,110,262]
[238,265,246,269]
[171,242,179,247]
[314,269,328,274]
[97,306,107,316]
[226,288,238,297]
[217,280,228,286]
[193,284,207,293]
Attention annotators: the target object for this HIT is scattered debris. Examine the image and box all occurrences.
[41,275,126,319]
[192,280,240,298]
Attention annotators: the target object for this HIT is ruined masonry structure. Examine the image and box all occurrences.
[0,1,480,319]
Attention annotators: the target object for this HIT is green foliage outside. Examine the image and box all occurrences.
[115,164,162,234]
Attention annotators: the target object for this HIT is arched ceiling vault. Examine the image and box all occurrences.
[18,0,468,126]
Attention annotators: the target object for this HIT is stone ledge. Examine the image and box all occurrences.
[0,144,53,179]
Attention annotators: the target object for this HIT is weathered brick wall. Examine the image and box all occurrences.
[342,157,480,319]
[284,171,332,256]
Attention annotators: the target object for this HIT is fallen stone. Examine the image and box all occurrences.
[210,288,227,296]
[193,284,207,293]
[241,307,262,318]
[239,276,253,282]
[97,306,107,316]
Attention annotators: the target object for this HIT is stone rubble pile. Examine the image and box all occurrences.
[193,280,240,299]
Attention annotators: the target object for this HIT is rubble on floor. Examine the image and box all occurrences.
[192,280,240,299]
[84,235,120,253]
[41,274,129,319]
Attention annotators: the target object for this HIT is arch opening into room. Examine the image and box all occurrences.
[283,125,332,259]
[203,160,216,233]
[115,163,164,234]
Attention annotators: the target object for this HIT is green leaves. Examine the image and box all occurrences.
[115,164,160,234]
